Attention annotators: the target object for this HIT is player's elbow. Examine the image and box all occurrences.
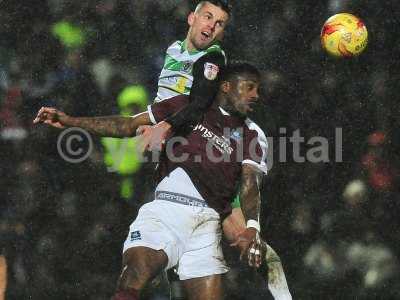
[128,112,152,137]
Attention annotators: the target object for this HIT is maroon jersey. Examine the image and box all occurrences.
[148,95,268,217]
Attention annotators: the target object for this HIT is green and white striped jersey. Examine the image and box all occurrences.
[155,40,226,102]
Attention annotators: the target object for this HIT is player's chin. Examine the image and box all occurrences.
[242,106,253,115]
[193,42,206,51]
[246,102,258,113]
[197,37,213,49]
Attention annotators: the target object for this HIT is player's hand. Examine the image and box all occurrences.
[33,107,68,129]
[136,125,152,136]
[247,233,262,268]
[136,125,153,153]
[230,227,259,266]
[139,121,172,152]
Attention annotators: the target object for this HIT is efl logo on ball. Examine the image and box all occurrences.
[321,13,368,57]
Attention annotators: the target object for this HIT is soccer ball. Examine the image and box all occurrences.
[321,13,368,57]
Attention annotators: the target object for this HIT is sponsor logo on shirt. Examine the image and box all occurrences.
[156,191,207,207]
[193,124,233,155]
[203,62,219,80]
[130,230,141,241]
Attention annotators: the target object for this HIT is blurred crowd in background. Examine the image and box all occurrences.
[1,0,399,299]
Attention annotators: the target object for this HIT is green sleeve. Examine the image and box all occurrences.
[231,194,241,209]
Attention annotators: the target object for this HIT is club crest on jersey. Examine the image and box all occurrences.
[204,62,219,80]
[230,129,243,141]
[182,62,192,72]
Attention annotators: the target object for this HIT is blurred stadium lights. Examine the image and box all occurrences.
[328,0,349,13]
[1,1,399,299]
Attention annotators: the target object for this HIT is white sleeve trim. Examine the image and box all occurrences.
[244,118,269,175]
[147,105,157,125]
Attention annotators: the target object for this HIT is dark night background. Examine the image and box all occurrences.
[1,0,399,299]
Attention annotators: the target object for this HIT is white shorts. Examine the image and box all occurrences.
[123,198,229,280]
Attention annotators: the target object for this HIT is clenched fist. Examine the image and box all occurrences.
[33,107,68,128]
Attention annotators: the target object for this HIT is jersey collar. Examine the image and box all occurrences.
[217,105,247,123]
[219,107,230,116]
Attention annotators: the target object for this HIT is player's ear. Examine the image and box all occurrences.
[221,81,230,93]
[216,31,224,42]
[188,12,195,26]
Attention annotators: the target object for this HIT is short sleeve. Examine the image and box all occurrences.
[242,119,268,175]
[190,51,226,102]
[165,51,226,130]
[147,95,190,125]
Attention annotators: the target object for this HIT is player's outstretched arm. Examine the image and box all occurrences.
[33,107,151,137]
[231,164,263,265]
[0,255,6,300]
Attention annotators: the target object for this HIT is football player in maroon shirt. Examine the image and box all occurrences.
[34,62,286,300]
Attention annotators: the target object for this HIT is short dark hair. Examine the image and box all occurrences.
[220,62,261,82]
[195,0,232,15]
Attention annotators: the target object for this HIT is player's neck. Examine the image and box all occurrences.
[184,38,197,53]
[217,96,247,119]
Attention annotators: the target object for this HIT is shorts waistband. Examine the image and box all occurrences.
[155,191,208,208]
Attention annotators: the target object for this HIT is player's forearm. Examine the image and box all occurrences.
[165,52,224,130]
[239,166,262,222]
[61,115,138,137]
[165,94,213,130]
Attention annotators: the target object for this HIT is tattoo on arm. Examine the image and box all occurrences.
[66,113,150,137]
[239,164,263,222]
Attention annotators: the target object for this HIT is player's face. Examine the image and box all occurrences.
[187,2,229,51]
[228,75,260,115]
